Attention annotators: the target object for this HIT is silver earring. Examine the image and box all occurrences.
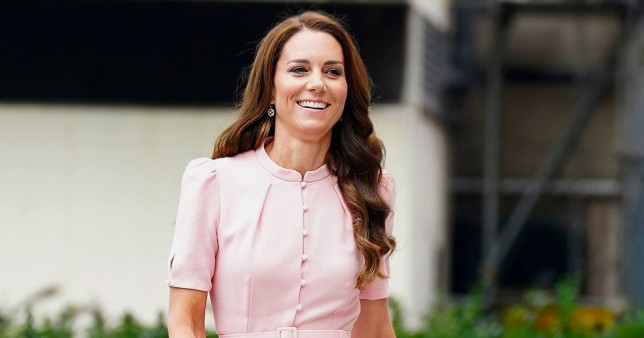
[267,105,275,117]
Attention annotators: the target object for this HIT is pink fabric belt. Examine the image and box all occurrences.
[219,327,351,338]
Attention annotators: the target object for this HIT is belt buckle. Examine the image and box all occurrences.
[276,327,297,338]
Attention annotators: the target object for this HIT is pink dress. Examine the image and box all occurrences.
[167,140,395,336]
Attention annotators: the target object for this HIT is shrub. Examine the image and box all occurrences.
[393,276,644,338]
[3,277,644,337]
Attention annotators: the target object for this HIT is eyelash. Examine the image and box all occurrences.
[288,67,343,77]
[327,69,342,76]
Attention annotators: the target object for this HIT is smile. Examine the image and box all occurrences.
[297,101,330,110]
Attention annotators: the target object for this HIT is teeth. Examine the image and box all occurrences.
[298,101,329,109]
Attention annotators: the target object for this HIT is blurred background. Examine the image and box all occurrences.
[1,0,644,333]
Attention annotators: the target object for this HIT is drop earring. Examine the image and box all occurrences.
[267,105,275,117]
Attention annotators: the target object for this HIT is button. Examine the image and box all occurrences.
[302,204,308,211]
[302,229,309,237]
[300,181,307,188]
[301,254,308,261]
[300,279,307,286]
[296,304,302,312]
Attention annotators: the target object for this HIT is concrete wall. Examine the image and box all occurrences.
[377,106,450,327]
[411,0,451,30]
[474,13,622,71]
[453,84,618,179]
[0,104,234,324]
[0,102,449,328]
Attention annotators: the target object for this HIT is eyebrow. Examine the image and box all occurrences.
[287,59,344,66]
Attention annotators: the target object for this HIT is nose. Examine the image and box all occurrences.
[306,72,326,92]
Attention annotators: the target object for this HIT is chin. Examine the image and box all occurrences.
[296,126,334,141]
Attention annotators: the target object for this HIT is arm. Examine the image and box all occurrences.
[168,287,208,338]
[167,159,220,337]
[352,298,396,338]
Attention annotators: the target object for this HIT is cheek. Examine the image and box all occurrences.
[336,85,348,105]
[336,80,348,99]
[274,78,301,100]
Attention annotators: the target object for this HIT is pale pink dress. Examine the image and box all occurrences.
[167,140,395,336]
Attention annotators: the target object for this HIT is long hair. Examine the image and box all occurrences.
[212,11,395,289]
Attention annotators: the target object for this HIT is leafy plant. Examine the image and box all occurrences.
[3,276,644,337]
[390,275,633,338]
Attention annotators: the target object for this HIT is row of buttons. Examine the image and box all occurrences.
[297,181,308,313]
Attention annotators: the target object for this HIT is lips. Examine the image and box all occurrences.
[297,100,330,110]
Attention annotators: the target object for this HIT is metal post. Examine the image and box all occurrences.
[568,197,584,275]
[624,160,644,305]
[481,0,504,298]
[482,56,613,286]
[619,10,644,306]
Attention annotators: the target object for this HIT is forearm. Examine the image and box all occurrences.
[352,322,396,338]
[353,298,396,338]
[168,287,208,338]
[167,323,206,338]
[377,324,396,338]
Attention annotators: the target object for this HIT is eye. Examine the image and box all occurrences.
[289,66,308,74]
[326,68,343,77]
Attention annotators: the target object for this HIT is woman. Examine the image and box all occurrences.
[167,11,396,338]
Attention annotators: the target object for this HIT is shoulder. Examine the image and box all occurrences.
[181,158,217,182]
[380,169,395,190]
[379,169,396,206]
[181,149,260,183]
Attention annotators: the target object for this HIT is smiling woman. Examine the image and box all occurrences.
[167,11,396,338]
[271,28,347,147]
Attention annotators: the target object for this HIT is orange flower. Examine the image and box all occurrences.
[570,307,614,333]
[535,305,560,333]
[534,305,615,333]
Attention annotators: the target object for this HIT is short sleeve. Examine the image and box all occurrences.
[359,170,395,300]
[167,158,220,292]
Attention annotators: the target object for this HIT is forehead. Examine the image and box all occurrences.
[279,29,344,62]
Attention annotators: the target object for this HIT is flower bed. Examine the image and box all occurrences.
[391,277,644,338]
[2,277,644,337]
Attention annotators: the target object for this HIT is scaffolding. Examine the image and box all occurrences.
[618,10,644,306]
[452,0,644,305]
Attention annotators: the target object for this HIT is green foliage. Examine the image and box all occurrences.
[417,286,500,338]
[555,274,582,335]
[395,286,502,338]
[0,304,218,338]
[4,277,644,337]
[391,276,644,338]
[614,310,644,338]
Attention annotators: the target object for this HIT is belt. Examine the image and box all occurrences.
[219,327,351,338]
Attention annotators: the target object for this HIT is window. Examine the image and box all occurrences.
[1,1,405,105]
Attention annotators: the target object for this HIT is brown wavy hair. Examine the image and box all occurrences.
[212,11,395,289]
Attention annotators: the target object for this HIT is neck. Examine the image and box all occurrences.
[266,136,331,177]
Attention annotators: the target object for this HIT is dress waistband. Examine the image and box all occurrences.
[218,327,351,338]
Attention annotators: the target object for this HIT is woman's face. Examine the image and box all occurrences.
[272,28,348,144]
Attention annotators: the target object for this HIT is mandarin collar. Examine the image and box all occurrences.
[256,138,331,183]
